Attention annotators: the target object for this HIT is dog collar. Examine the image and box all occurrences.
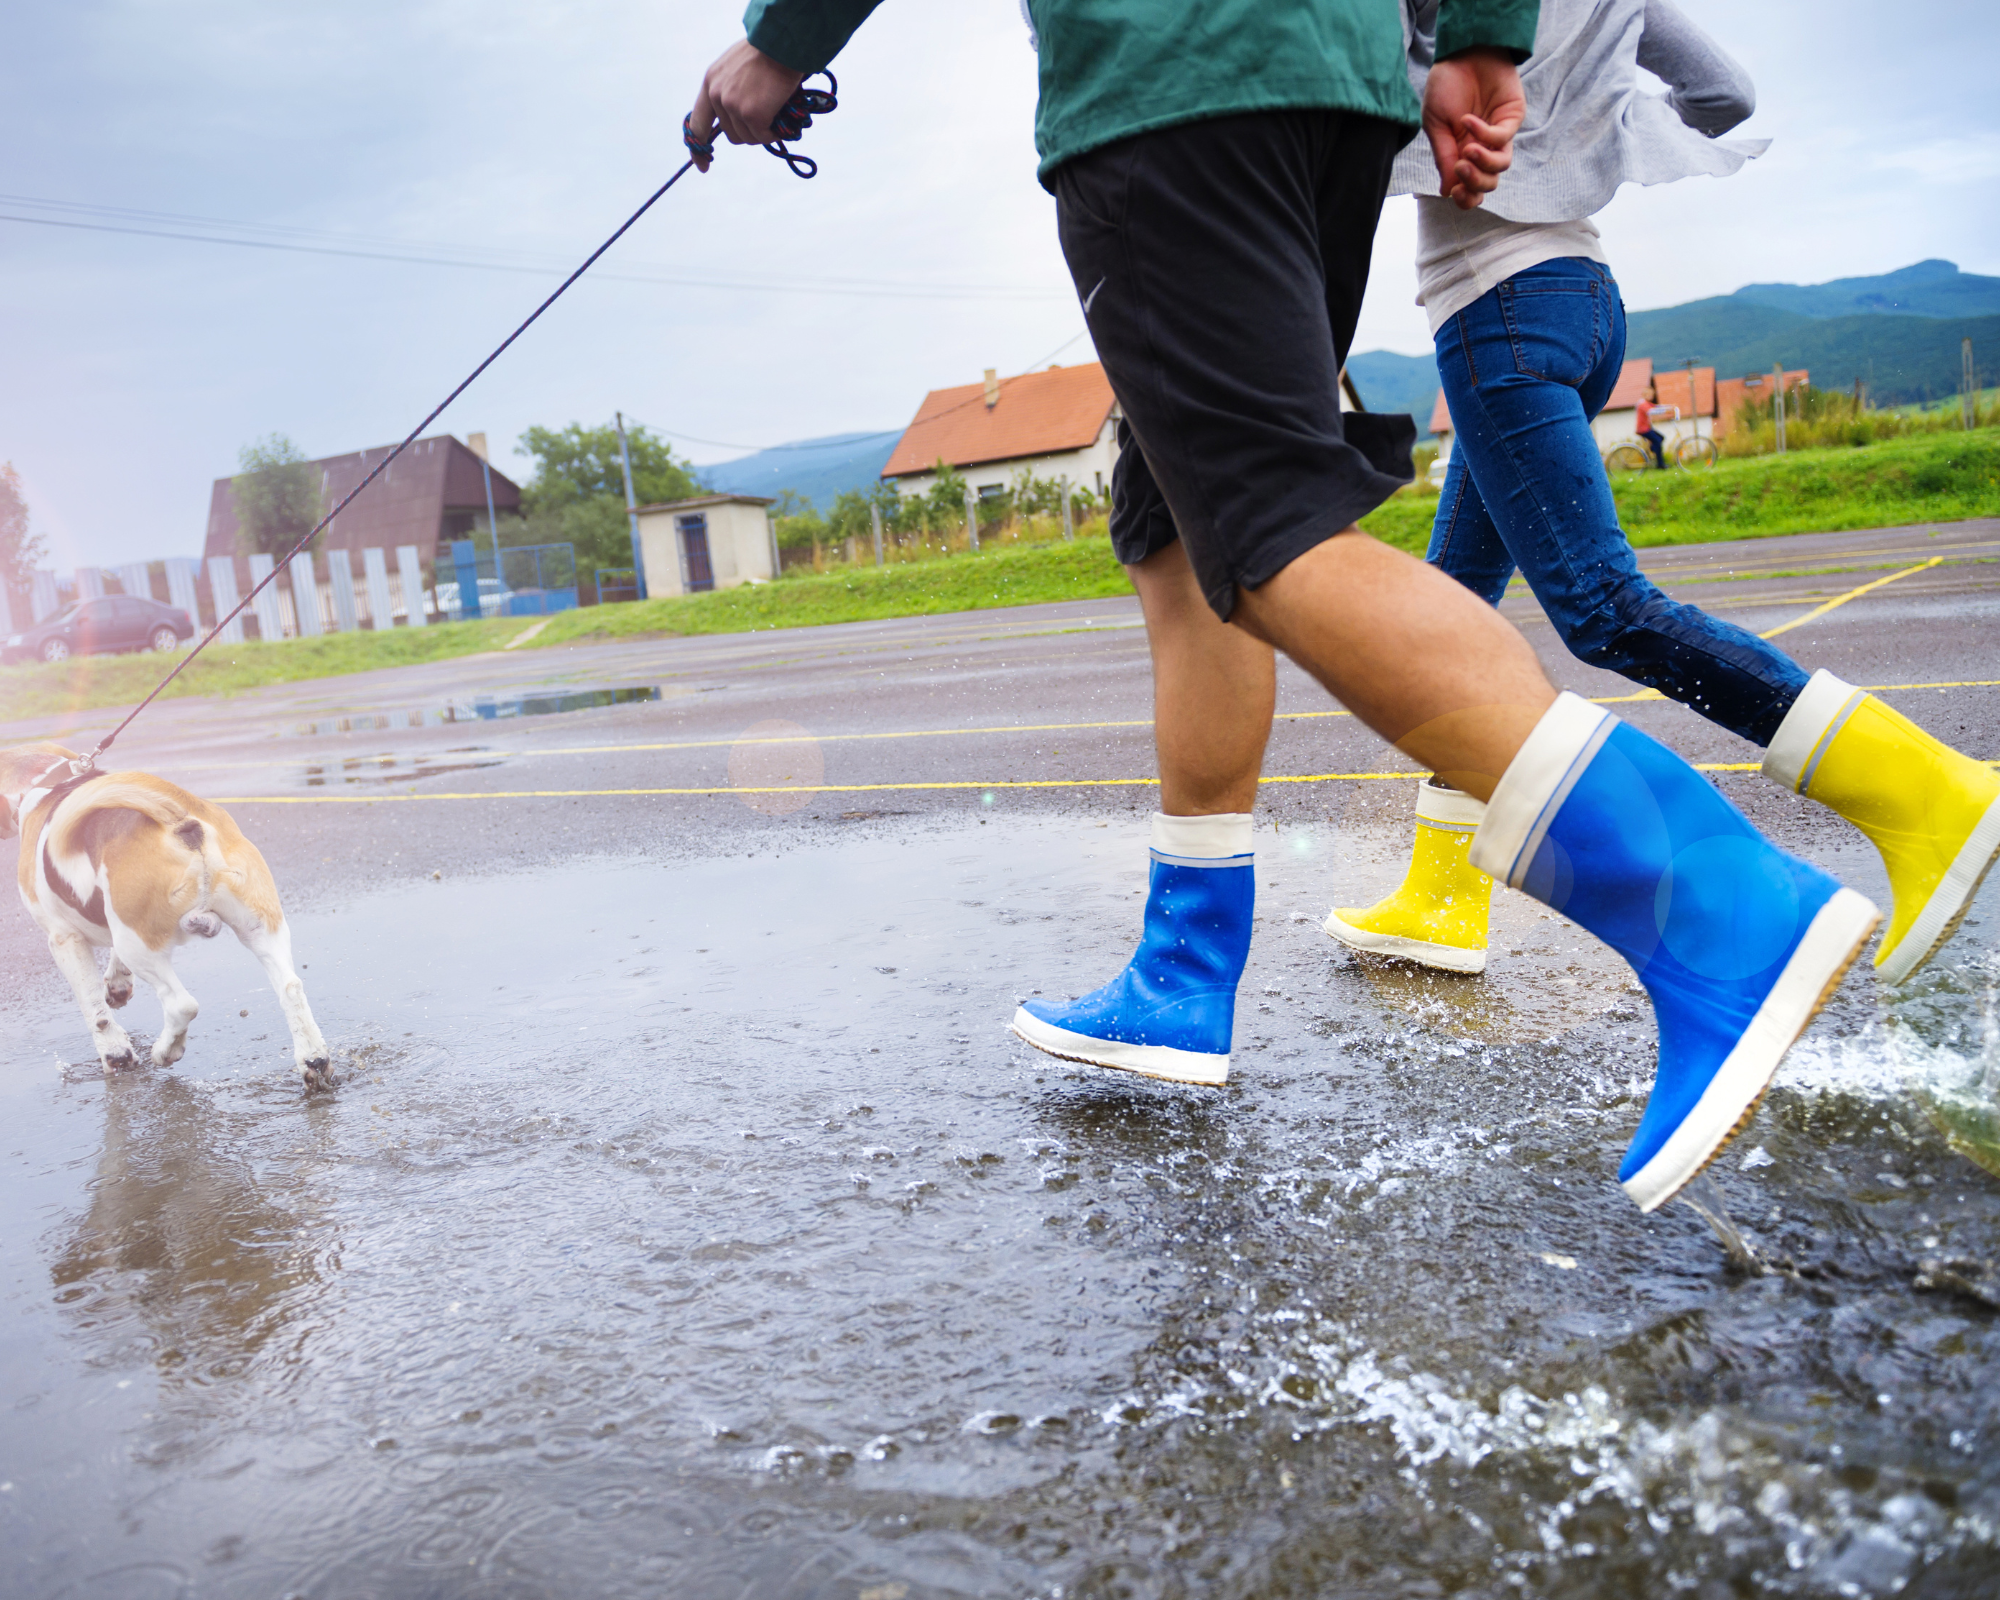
[19,759,103,827]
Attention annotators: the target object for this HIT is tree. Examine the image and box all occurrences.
[513,421,704,577]
[516,421,700,512]
[0,461,46,598]
[770,488,827,555]
[919,460,971,538]
[825,487,874,544]
[232,435,323,556]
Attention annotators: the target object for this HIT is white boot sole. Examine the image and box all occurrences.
[1008,1009,1229,1087]
[1621,886,1880,1213]
[1322,910,1488,974]
[1875,793,2000,985]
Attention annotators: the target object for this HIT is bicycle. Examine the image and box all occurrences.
[1602,426,1717,472]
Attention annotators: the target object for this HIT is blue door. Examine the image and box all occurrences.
[678,515,715,593]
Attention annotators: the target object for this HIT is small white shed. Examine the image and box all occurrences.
[634,494,778,598]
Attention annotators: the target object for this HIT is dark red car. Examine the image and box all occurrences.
[3,595,195,665]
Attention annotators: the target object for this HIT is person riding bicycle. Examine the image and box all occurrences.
[1634,391,1674,468]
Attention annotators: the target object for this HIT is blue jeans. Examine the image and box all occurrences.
[1428,257,1807,746]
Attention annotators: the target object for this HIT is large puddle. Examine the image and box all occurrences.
[3,817,1998,1597]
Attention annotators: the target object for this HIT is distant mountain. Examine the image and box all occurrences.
[1345,350,1444,433]
[698,429,902,509]
[1347,261,2000,435]
[1732,259,2000,321]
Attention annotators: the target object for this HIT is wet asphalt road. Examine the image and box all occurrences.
[3,518,2000,1598]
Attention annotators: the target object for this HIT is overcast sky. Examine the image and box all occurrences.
[3,0,1995,569]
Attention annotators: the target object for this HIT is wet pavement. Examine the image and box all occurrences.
[4,520,2000,1597]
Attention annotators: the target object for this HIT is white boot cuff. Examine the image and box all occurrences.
[1762,669,1864,794]
[1151,811,1254,866]
[1469,693,1615,889]
[1414,780,1486,830]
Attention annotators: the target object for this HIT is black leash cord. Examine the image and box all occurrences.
[80,161,701,772]
[683,72,837,179]
[82,73,842,777]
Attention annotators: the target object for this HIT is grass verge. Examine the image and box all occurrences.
[0,616,535,727]
[526,535,1135,648]
[5,430,1993,724]
[1358,428,2000,553]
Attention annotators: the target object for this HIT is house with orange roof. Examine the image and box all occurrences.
[1430,360,1662,477]
[882,363,1122,505]
[1715,370,1809,437]
[1428,356,1807,474]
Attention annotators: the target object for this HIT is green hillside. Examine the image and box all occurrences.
[1625,308,2000,407]
[1350,262,2000,427]
[1734,259,2000,321]
[1345,349,1442,433]
[1620,297,1812,364]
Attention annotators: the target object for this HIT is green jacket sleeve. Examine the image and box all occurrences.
[1434,0,1539,64]
[743,0,885,73]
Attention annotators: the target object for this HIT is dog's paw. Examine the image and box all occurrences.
[301,1058,335,1094]
[180,911,223,940]
[151,1038,186,1069]
[105,978,134,1009]
[103,1049,138,1073]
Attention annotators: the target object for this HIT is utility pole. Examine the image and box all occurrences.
[1060,476,1074,541]
[870,501,884,566]
[1965,337,1978,431]
[466,432,505,611]
[615,411,647,600]
[1772,363,1787,454]
[964,484,980,553]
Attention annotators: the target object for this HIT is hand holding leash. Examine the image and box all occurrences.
[685,38,836,179]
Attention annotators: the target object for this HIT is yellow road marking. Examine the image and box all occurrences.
[36,674,1997,780]
[225,758,2000,805]
[1758,557,1944,639]
[312,668,2000,756]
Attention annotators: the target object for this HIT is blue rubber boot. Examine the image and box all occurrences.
[1471,695,1880,1211]
[1011,813,1253,1086]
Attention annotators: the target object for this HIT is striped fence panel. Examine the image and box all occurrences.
[397,546,428,627]
[205,557,245,644]
[327,548,359,632]
[289,551,323,638]
[247,553,286,641]
[362,546,395,629]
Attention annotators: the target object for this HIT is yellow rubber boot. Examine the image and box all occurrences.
[1765,670,2000,983]
[1323,779,1493,973]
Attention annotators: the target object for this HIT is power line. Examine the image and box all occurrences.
[0,193,1068,303]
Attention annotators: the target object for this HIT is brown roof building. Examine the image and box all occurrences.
[883,363,1122,500]
[203,434,521,565]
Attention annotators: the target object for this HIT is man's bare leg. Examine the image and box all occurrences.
[1230,529,1554,797]
[1009,544,1271,1085]
[1127,542,1274,816]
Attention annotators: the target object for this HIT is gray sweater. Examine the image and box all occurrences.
[1389,0,1767,221]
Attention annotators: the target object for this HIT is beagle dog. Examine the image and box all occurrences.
[3,741,330,1089]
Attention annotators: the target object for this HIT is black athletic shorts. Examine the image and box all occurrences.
[1054,109,1417,620]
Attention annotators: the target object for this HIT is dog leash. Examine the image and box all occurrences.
[64,77,838,783]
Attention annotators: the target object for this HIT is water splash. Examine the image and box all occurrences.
[1898,964,2000,1178]
[1676,1175,1767,1273]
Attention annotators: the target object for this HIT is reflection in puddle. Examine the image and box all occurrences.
[448,686,662,720]
[288,685,662,737]
[6,819,1999,1598]
[52,1077,322,1399]
[304,749,504,786]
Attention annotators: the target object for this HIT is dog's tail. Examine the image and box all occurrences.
[48,777,221,918]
